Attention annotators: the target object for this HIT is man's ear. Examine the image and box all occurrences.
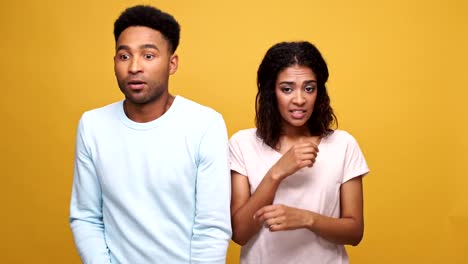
[169,54,178,75]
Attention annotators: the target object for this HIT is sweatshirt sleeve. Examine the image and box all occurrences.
[69,114,112,264]
[190,113,232,264]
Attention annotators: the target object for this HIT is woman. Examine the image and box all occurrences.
[229,41,370,263]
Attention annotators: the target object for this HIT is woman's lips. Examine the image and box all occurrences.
[290,110,306,119]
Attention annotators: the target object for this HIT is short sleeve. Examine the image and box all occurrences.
[229,132,248,176]
[343,134,370,183]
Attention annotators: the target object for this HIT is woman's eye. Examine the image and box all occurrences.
[305,86,316,93]
[281,87,293,93]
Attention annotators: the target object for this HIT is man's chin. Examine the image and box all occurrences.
[122,89,165,105]
[124,96,149,105]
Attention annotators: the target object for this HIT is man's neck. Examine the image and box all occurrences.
[124,94,175,123]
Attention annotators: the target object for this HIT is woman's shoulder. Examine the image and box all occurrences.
[229,128,274,159]
[323,129,359,144]
[230,128,257,141]
[230,128,266,149]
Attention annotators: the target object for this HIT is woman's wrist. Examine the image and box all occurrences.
[267,167,284,182]
[305,210,317,231]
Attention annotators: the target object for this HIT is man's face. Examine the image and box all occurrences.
[114,26,178,105]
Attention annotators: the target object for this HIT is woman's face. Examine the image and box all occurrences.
[275,64,317,132]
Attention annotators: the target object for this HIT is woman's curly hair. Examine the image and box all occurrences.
[256,41,337,149]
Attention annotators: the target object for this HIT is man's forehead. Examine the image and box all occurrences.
[117,26,167,45]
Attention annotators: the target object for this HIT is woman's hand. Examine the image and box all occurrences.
[269,139,319,181]
[254,204,314,232]
[253,177,365,246]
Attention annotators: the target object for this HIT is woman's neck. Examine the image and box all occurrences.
[275,125,317,153]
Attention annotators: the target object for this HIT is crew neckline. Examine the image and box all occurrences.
[119,95,182,130]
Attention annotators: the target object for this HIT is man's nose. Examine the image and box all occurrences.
[129,57,142,74]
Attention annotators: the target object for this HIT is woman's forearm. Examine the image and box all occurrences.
[231,170,282,245]
[306,210,364,246]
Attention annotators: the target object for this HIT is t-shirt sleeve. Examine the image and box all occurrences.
[228,132,248,176]
[343,133,370,183]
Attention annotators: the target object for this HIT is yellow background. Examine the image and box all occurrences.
[1,0,467,263]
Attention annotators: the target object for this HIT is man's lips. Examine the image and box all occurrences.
[127,80,146,90]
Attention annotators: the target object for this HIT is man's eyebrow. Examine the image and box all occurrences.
[115,44,159,51]
[140,44,159,50]
[116,45,130,51]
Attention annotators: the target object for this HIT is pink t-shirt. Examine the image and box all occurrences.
[229,129,370,264]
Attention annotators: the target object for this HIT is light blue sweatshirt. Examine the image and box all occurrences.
[70,96,232,263]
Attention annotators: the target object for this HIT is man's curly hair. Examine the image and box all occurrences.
[114,5,180,53]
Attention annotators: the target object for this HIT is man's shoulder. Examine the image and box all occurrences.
[80,100,122,122]
[175,96,222,120]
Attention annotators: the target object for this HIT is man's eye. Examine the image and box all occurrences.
[144,54,154,59]
[120,54,130,60]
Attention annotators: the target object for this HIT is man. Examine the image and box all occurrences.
[69,5,231,263]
